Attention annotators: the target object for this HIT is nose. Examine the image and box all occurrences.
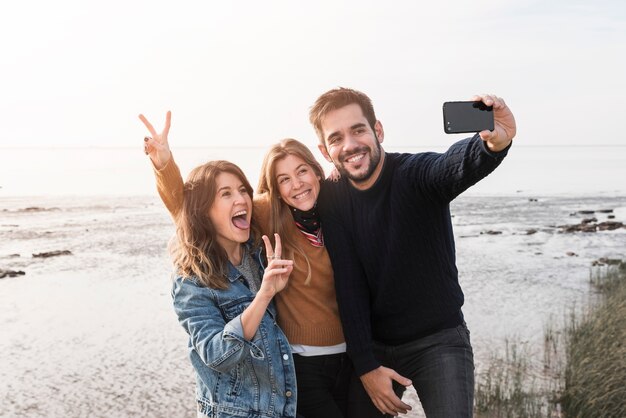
[341,133,360,152]
[234,190,247,204]
[292,178,303,189]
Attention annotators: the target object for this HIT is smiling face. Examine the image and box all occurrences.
[208,172,253,253]
[275,154,321,211]
[318,103,385,190]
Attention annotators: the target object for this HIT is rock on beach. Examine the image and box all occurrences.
[32,250,72,258]
[0,269,26,279]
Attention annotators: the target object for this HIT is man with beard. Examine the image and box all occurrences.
[310,88,516,417]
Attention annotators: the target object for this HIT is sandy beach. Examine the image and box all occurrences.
[1,194,625,417]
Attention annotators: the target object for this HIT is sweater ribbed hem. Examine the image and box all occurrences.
[279,321,344,346]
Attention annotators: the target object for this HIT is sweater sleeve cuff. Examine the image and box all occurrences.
[479,135,512,161]
[152,155,179,179]
[351,350,381,376]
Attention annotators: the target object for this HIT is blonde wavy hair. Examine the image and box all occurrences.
[257,139,325,285]
[171,160,260,289]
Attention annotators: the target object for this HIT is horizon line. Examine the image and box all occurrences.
[1,144,626,150]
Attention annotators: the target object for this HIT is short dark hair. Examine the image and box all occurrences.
[309,87,377,147]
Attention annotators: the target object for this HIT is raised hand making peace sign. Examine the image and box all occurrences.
[259,234,293,299]
[240,233,293,341]
[138,111,172,170]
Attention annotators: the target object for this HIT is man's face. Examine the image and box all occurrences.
[318,103,384,189]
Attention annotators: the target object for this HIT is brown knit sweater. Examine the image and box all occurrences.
[154,157,344,346]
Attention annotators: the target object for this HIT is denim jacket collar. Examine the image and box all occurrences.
[225,238,264,283]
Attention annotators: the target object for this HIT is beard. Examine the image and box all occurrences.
[336,139,382,184]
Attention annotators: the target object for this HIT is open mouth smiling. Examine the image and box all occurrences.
[292,190,312,200]
[344,153,366,164]
[231,210,250,229]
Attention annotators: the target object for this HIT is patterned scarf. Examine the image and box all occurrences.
[289,204,324,247]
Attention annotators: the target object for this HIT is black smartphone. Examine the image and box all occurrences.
[442,101,494,134]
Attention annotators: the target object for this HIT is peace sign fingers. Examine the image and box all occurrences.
[137,111,172,169]
[162,110,171,138]
[263,233,282,261]
[138,113,159,140]
[261,234,292,296]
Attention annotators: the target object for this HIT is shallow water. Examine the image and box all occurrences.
[1,194,624,417]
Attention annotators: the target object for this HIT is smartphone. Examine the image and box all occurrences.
[442,101,494,134]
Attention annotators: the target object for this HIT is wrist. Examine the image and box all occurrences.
[157,150,172,170]
[253,290,274,305]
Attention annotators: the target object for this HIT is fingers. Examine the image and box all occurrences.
[138,114,158,138]
[390,370,412,387]
[144,136,161,149]
[273,233,282,259]
[380,396,411,415]
[265,260,293,273]
[143,140,153,155]
[262,235,274,260]
[163,110,171,137]
[361,366,412,415]
[262,233,283,262]
[143,136,160,156]
[373,396,410,416]
[471,94,506,110]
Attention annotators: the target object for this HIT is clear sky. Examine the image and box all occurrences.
[1,0,625,150]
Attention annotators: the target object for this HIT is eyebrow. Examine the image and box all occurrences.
[276,164,307,178]
[326,123,367,141]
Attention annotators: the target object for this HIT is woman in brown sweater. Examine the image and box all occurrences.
[140,113,350,418]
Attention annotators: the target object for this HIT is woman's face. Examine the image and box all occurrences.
[275,154,321,211]
[208,172,253,250]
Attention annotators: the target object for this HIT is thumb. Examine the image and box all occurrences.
[479,129,494,142]
[389,370,412,387]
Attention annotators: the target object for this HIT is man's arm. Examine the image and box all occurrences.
[406,95,516,203]
[407,134,510,203]
[321,207,377,374]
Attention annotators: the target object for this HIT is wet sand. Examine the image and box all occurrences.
[1,195,624,417]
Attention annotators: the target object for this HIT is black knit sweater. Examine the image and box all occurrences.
[318,134,510,376]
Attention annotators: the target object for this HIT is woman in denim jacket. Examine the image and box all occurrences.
[166,155,298,417]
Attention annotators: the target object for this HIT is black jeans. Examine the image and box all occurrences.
[293,352,352,418]
[348,323,475,418]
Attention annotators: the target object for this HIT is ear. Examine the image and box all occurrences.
[318,143,333,163]
[374,120,384,144]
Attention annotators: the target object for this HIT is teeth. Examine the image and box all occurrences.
[293,190,310,200]
[232,210,247,217]
[347,153,365,163]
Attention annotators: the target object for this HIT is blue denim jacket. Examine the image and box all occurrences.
[172,243,297,418]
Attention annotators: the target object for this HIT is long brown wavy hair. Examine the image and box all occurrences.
[171,160,260,289]
[257,139,325,284]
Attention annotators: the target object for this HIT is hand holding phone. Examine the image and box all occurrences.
[442,101,494,134]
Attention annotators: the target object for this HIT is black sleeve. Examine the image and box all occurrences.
[318,183,380,376]
[405,134,511,203]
